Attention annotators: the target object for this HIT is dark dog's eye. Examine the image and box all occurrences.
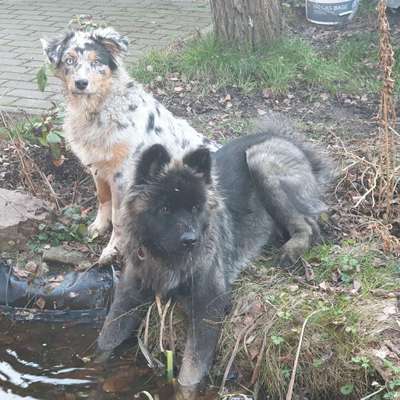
[192,205,199,213]
[159,206,170,215]
[65,57,75,66]
[91,60,101,67]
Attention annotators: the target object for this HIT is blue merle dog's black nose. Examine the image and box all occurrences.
[180,232,197,247]
[75,79,89,90]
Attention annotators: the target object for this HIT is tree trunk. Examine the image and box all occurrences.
[210,0,282,49]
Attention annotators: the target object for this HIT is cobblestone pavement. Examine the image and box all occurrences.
[0,0,210,115]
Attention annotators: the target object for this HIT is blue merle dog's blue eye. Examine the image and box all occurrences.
[65,57,75,65]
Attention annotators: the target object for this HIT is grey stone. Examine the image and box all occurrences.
[0,188,52,250]
[42,246,89,266]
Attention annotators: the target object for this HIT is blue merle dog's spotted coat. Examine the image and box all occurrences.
[41,27,218,263]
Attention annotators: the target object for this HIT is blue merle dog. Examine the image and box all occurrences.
[41,27,217,264]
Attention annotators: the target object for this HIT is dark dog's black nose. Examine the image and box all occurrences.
[180,232,197,247]
[75,79,89,90]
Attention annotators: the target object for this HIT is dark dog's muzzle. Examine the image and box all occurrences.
[180,232,198,248]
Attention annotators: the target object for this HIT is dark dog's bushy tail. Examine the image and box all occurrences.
[251,112,336,192]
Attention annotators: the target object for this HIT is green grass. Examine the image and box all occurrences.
[304,241,400,292]
[131,32,386,95]
[212,242,399,399]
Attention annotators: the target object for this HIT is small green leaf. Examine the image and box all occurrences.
[165,350,174,382]
[36,65,48,92]
[313,359,323,368]
[77,223,87,238]
[38,136,48,147]
[271,335,285,345]
[37,233,48,242]
[340,384,354,395]
[46,131,62,144]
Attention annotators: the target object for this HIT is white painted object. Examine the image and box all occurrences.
[306,0,359,25]
[386,0,400,9]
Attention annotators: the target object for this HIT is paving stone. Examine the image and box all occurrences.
[0,65,32,74]
[0,72,34,82]
[13,98,53,109]
[0,96,18,106]
[6,88,51,100]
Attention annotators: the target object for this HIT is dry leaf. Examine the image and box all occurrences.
[262,88,273,99]
[13,267,29,279]
[36,297,46,310]
[52,155,65,167]
[319,281,328,291]
[25,261,38,274]
[102,368,136,393]
[288,284,299,292]
[352,279,362,293]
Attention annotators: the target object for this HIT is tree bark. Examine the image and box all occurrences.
[210,0,282,49]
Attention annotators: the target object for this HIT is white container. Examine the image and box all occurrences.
[306,0,359,25]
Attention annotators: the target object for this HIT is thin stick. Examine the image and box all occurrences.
[159,298,171,353]
[250,331,267,385]
[219,323,251,394]
[168,302,176,354]
[144,303,154,347]
[285,309,320,400]
[360,387,386,400]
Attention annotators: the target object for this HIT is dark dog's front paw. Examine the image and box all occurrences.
[278,252,298,270]
[93,347,113,364]
[279,237,310,270]
[174,383,198,400]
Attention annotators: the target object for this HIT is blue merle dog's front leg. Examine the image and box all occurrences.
[178,274,230,390]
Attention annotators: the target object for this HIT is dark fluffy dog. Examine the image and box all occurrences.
[97,116,333,392]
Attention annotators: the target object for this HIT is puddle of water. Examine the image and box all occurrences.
[0,315,187,400]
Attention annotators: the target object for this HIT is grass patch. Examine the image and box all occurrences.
[131,32,384,95]
[212,244,399,399]
[305,241,399,292]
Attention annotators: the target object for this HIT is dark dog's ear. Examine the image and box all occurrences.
[91,27,128,57]
[136,144,171,184]
[183,147,211,184]
[41,33,73,66]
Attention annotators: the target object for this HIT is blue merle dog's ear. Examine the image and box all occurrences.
[183,147,212,184]
[40,33,73,66]
[91,27,128,57]
[136,144,171,185]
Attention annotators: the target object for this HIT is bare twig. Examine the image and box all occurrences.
[360,386,386,400]
[159,298,171,353]
[219,323,252,394]
[144,303,154,347]
[285,309,320,400]
[250,331,267,385]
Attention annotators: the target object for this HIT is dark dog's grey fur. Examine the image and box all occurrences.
[96,115,334,391]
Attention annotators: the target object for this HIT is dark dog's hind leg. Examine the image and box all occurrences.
[246,138,326,267]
